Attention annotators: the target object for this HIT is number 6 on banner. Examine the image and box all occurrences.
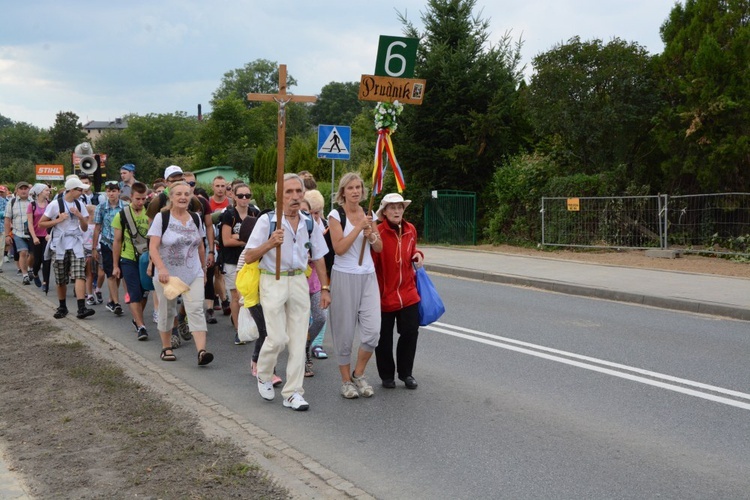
[375,36,419,78]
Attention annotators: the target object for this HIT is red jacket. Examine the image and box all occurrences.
[372,220,423,312]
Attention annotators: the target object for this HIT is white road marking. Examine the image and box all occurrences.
[426,322,750,411]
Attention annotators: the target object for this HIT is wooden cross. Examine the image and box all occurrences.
[247,64,317,279]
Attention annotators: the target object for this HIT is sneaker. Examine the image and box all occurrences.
[213,295,221,311]
[137,326,148,341]
[53,307,68,319]
[205,308,217,324]
[131,319,139,332]
[86,295,97,306]
[17,269,22,275]
[105,301,116,313]
[283,392,309,411]
[341,381,359,399]
[76,307,95,319]
[22,274,30,285]
[113,303,123,316]
[170,332,182,349]
[351,372,374,398]
[177,317,192,341]
[33,274,41,287]
[221,299,231,316]
[95,291,103,304]
[258,378,275,401]
[152,310,159,324]
[234,333,246,345]
[272,374,283,387]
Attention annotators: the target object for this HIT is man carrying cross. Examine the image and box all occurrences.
[244,173,330,411]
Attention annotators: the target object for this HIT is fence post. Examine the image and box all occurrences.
[541,197,546,246]
[659,194,669,250]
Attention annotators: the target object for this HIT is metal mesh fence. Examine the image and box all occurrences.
[541,196,664,249]
[667,193,750,255]
[541,193,750,256]
[423,190,476,245]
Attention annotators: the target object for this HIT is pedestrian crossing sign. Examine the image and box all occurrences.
[317,125,351,160]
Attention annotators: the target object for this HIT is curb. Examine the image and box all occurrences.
[425,263,750,322]
[0,274,374,500]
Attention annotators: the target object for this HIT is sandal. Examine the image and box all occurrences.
[198,349,214,366]
[160,348,176,361]
[304,361,314,377]
[311,346,328,359]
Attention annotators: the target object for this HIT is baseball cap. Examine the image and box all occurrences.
[120,163,136,172]
[65,177,86,191]
[16,181,31,189]
[164,165,183,179]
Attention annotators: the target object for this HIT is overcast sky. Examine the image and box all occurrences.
[0,0,676,129]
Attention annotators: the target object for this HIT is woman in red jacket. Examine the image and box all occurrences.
[372,193,424,390]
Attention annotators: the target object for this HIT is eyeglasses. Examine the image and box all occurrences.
[235,193,252,199]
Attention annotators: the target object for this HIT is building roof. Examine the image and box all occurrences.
[82,118,128,130]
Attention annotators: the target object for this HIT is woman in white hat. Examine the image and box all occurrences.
[372,193,424,389]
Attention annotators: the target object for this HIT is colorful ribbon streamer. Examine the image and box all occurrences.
[371,128,406,195]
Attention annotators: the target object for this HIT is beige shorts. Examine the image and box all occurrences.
[223,263,238,291]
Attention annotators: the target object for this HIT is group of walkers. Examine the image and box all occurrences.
[1,165,428,412]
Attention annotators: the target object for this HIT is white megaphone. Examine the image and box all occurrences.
[74,142,98,174]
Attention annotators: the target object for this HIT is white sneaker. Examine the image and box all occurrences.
[341,381,359,399]
[351,372,374,398]
[258,378,275,401]
[283,392,309,411]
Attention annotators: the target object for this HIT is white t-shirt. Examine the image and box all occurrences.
[327,208,375,274]
[147,212,206,285]
[43,197,89,257]
[245,212,328,273]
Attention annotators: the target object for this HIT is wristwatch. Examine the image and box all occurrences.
[321,285,330,291]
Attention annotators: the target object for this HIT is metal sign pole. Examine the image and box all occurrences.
[331,159,336,213]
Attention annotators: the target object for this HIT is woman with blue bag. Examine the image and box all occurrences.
[372,193,425,390]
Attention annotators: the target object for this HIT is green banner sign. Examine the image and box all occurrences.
[374,35,419,78]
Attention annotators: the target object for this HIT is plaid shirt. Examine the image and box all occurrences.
[94,200,125,247]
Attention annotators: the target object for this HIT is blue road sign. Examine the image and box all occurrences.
[317,125,351,160]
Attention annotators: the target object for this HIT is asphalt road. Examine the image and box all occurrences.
[46,272,750,499]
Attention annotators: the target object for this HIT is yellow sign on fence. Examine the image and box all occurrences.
[567,198,580,211]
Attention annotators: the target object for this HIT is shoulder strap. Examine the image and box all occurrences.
[122,206,138,237]
[190,211,201,230]
[336,205,346,231]
[160,209,170,235]
[58,196,65,215]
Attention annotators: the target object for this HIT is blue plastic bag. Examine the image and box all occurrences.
[415,266,445,326]
[139,251,154,292]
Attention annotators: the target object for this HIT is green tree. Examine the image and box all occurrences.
[49,111,87,153]
[94,131,158,183]
[123,112,201,158]
[0,113,13,130]
[194,96,276,171]
[211,59,298,108]
[654,0,750,192]
[309,82,367,126]
[397,0,527,202]
[525,37,662,187]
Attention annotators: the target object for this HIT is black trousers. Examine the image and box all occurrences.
[375,302,420,381]
[31,239,51,285]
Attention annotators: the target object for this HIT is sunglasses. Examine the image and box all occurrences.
[235,193,252,199]
[105,181,119,187]
[187,181,196,187]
